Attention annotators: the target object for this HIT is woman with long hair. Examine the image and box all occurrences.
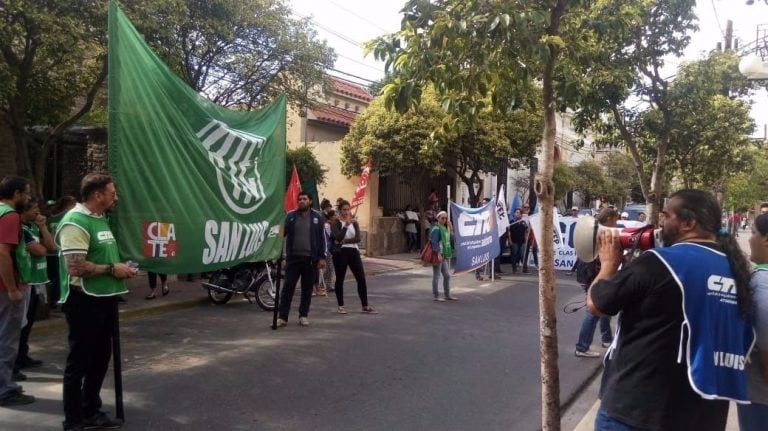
[331,200,376,314]
[430,211,456,301]
[739,213,768,430]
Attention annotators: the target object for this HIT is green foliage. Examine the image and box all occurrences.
[286,146,327,186]
[572,160,607,204]
[122,0,336,110]
[553,162,576,203]
[341,88,540,204]
[724,146,768,210]
[601,152,644,204]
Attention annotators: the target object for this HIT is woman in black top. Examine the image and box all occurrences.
[331,200,376,314]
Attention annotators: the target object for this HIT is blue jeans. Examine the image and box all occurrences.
[432,260,450,298]
[594,408,641,431]
[0,289,23,398]
[576,310,613,352]
[738,401,768,431]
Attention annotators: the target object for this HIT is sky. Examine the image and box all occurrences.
[289,0,768,137]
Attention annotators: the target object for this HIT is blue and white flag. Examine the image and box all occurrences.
[450,200,500,273]
[495,185,510,237]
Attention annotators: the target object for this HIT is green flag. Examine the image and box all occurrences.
[107,0,285,273]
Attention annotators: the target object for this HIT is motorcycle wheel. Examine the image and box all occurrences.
[253,271,278,311]
[207,271,233,305]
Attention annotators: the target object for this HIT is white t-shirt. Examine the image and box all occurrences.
[342,222,359,249]
[404,210,419,233]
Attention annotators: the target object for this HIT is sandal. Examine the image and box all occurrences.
[336,306,348,314]
[162,284,170,296]
[362,306,378,314]
[145,292,157,300]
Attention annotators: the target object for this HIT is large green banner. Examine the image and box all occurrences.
[107,1,285,273]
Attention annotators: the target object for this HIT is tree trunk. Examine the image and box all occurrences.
[538,2,568,429]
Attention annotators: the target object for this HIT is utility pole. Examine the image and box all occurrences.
[725,20,733,51]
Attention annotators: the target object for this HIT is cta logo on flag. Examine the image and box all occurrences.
[143,221,178,258]
[197,120,268,215]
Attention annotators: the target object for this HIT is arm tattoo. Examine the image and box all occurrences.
[64,253,109,278]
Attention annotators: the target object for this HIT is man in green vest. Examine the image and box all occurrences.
[0,176,33,407]
[57,173,136,430]
[14,199,56,378]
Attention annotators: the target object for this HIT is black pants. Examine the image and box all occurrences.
[279,257,314,320]
[46,255,60,306]
[333,248,368,308]
[62,290,117,427]
[147,272,167,290]
[16,288,39,365]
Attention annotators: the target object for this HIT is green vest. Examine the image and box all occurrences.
[56,207,127,300]
[22,223,48,284]
[0,203,32,283]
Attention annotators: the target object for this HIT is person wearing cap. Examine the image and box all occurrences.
[430,210,456,301]
[620,211,629,220]
[571,207,579,217]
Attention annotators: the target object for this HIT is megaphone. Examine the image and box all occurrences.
[573,215,662,263]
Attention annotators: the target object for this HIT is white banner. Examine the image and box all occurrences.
[530,214,577,271]
[495,185,510,237]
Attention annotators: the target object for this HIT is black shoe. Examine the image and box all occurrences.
[16,356,43,369]
[116,296,126,303]
[12,371,27,382]
[0,389,35,406]
[83,411,122,429]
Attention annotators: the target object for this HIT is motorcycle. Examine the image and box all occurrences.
[202,261,281,311]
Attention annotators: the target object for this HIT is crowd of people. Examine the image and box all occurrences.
[5,173,768,431]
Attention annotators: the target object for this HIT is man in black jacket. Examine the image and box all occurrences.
[277,192,327,328]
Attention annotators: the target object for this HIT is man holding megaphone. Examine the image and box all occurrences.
[585,189,754,431]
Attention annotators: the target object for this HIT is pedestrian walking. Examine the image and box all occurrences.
[277,192,327,328]
[588,189,754,430]
[14,199,55,378]
[738,213,768,430]
[331,200,376,314]
[403,205,420,252]
[0,176,33,407]
[57,173,138,430]
[508,208,528,273]
[144,272,168,300]
[430,211,456,301]
[574,208,617,358]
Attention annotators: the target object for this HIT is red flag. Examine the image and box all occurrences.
[284,166,301,212]
[350,160,373,208]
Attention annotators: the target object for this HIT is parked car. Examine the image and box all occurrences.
[622,204,649,221]
[578,208,596,217]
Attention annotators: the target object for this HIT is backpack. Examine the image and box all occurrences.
[575,259,600,286]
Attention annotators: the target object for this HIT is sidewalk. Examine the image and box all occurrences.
[569,229,753,430]
[33,254,422,336]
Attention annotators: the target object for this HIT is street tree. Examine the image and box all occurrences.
[570,0,699,224]
[123,0,336,110]
[601,152,644,207]
[724,146,768,210]
[365,0,598,428]
[553,162,576,205]
[571,160,607,207]
[0,0,107,195]
[341,88,540,206]
[287,145,327,186]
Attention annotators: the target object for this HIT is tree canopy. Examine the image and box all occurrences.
[341,87,540,205]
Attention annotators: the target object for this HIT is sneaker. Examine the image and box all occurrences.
[83,411,122,429]
[601,342,613,348]
[0,389,35,407]
[12,371,26,382]
[299,317,310,326]
[565,271,575,276]
[445,296,459,301]
[275,318,287,328]
[433,297,446,302]
[574,350,601,358]
[16,357,43,369]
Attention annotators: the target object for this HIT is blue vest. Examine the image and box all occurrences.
[650,243,755,402]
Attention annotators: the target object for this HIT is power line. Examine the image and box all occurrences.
[293,12,361,47]
[710,0,726,38]
[335,52,384,73]
[321,0,389,33]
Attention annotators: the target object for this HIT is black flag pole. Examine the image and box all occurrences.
[112,299,125,421]
[271,257,283,329]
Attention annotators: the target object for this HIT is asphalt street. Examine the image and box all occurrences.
[1,267,599,431]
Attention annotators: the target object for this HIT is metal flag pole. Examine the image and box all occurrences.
[112,299,125,421]
[271,258,283,329]
[446,185,451,271]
